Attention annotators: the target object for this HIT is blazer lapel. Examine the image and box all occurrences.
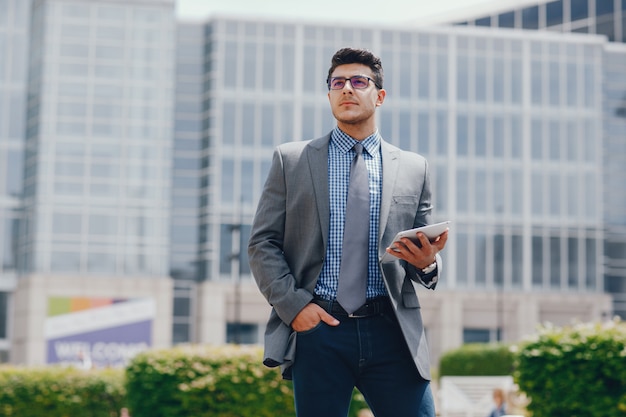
[307,134,331,248]
[379,140,400,245]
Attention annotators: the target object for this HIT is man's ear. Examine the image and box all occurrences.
[376,89,386,106]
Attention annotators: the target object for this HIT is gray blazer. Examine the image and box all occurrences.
[248,133,441,380]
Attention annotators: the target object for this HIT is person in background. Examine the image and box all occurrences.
[248,47,448,417]
[488,388,507,417]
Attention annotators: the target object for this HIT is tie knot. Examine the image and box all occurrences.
[353,143,364,155]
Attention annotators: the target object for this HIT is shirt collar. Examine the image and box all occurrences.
[331,126,381,157]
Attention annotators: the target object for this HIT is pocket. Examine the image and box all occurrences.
[393,195,418,205]
[295,321,324,336]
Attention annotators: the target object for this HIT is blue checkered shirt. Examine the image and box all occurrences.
[314,127,387,300]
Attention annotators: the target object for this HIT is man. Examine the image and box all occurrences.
[248,47,448,417]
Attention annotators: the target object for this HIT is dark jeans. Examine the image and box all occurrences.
[292,309,435,417]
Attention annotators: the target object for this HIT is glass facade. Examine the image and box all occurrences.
[201,19,605,298]
[452,0,626,319]
[0,2,618,354]
[19,0,175,276]
[603,44,626,317]
[456,0,625,43]
[0,0,31,363]
[170,22,204,343]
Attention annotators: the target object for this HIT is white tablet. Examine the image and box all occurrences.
[381,221,451,263]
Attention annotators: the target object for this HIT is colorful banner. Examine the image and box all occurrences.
[45,297,155,368]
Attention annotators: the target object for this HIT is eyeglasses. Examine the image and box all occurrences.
[327,75,380,90]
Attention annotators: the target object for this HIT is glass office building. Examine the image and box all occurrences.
[19,0,175,276]
[452,0,626,320]
[455,0,625,42]
[0,2,617,363]
[0,0,31,362]
[2,0,176,365]
[603,43,626,317]
[192,17,611,354]
[170,22,204,344]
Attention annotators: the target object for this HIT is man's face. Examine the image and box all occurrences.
[327,63,385,128]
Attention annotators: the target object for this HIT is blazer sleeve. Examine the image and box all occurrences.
[247,146,314,326]
[403,156,442,290]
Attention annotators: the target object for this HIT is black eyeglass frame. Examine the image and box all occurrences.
[326,75,382,90]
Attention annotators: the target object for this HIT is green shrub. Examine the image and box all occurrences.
[439,343,514,377]
[125,344,293,417]
[0,366,125,417]
[514,318,626,417]
[125,344,368,417]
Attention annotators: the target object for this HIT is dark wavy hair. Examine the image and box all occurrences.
[326,47,384,89]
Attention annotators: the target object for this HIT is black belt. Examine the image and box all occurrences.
[312,296,392,318]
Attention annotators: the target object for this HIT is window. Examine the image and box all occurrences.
[475,116,486,157]
[475,232,487,285]
[5,150,23,196]
[261,104,274,146]
[571,0,589,21]
[512,234,523,286]
[531,61,543,105]
[436,112,448,156]
[226,323,258,344]
[522,6,539,29]
[456,169,469,212]
[242,103,255,146]
[262,43,276,90]
[585,238,596,289]
[51,251,81,272]
[457,115,468,156]
[53,213,82,234]
[532,235,543,287]
[173,322,190,344]
[89,214,117,235]
[546,0,563,26]
[475,16,491,27]
[0,292,7,338]
[550,236,561,288]
[418,52,430,99]
[532,173,544,215]
[493,234,504,286]
[463,328,500,344]
[60,43,89,58]
[456,55,468,101]
[2,219,18,270]
[224,41,238,88]
[498,11,515,28]
[220,223,235,274]
[475,56,487,102]
[417,113,429,154]
[87,251,116,273]
[243,42,256,89]
[456,232,469,286]
[568,237,579,288]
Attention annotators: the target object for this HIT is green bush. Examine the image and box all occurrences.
[439,343,514,377]
[514,318,626,417]
[125,344,369,417]
[125,344,293,417]
[0,366,125,417]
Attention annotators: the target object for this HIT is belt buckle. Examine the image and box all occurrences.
[347,304,370,318]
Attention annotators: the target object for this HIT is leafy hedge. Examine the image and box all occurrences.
[0,366,125,417]
[438,343,514,377]
[125,344,368,417]
[514,318,626,417]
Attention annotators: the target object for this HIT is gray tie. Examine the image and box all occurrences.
[337,142,369,314]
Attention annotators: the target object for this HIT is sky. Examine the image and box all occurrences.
[175,0,539,25]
